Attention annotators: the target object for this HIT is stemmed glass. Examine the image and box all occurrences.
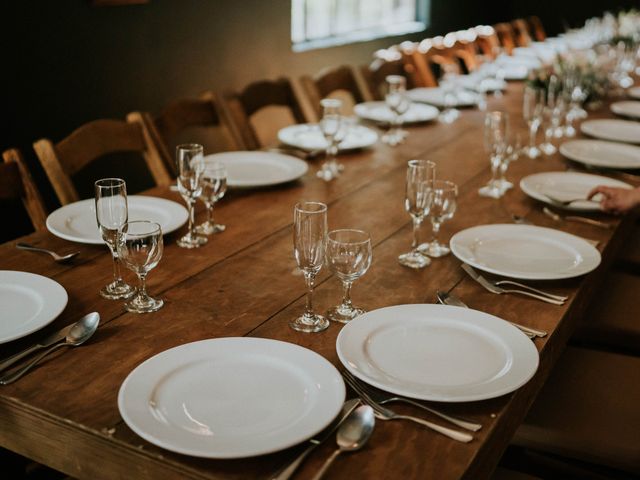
[522,86,543,159]
[317,98,345,182]
[291,201,329,333]
[117,221,164,313]
[384,75,410,146]
[419,180,458,257]
[196,160,227,235]
[176,144,207,248]
[479,111,509,199]
[397,159,436,269]
[95,178,134,300]
[325,229,372,323]
[540,101,557,156]
[438,63,460,124]
[547,75,566,139]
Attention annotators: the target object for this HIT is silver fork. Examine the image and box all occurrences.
[342,370,481,431]
[542,207,612,230]
[341,371,473,443]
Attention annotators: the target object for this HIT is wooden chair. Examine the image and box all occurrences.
[131,92,240,178]
[400,41,440,88]
[361,54,416,101]
[33,118,170,206]
[511,19,533,47]
[1,148,47,233]
[300,65,373,117]
[493,22,517,55]
[221,77,309,150]
[475,25,502,59]
[528,16,547,42]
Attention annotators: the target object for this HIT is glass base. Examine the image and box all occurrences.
[418,241,450,258]
[540,143,557,155]
[289,313,329,333]
[195,221,226,235]
[527,146,541,159]
[496,179,513,191]
[564,125,576,137]
[439,109,460,124]
[381,129,408,146]
[553,127,564,139]
[478,182,504,199]
[125,294,163,313]
[100,279,135,300]
[398,250,431,269]
[317,161,343,182]
[327,304,365,323]
[177,232,208,249]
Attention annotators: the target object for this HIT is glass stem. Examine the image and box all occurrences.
[529,123,537,149]
[304,273,315,317]
[137,273,147,300]
[111,249,123,283]
[432,221,441,243]
[341,281,353,309]
[187,199,195,236]
[490,154,500,183]
[206,202,214,226]
[411,217,422,248]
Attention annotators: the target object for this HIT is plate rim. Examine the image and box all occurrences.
[559,139,640,169]
[406,87,480,107]
[580,119,640,144]
[353,101,439,123]
[611,100,640,118]
[0,270,68,344]
[277,123,378,152]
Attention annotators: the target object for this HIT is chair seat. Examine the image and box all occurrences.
[572,271,640,354]
[513,347,640,475]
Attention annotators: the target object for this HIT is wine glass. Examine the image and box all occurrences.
[540,101,557,155]
[397,159,436,269]
[291,201,329,333]
[522,86,543,159]
[196,160,227,235]
[419,180,457,257]
[94,178,134,300]
[117,221,164,313]
[438,63,460,124]
[317,98,345,182]
[325,229,372,323]
[176,144,207,248]
[478,111,509,199]
[384,75,410,146]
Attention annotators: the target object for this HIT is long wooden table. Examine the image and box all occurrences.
[1,83,637,479]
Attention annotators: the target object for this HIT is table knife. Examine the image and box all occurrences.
[0,323,74,373]
[271,398,360,480]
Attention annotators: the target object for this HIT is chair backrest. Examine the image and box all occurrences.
[221,77,309,150]
[493,22,517,54]
[361,57,416,100]
[528,15,547,42]
[300,65,373,117]
[33,118,170,206]
[401,42,438,88]
[474,25,501,59]
[1,148,47,233]
[511,18,533,47]
[131,92,240,178]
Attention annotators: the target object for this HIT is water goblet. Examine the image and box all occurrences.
[196,160,227,235]
[317,99,345,181]
[117,221,164,313]
[291,201,329,333]
[325,229,372,323]
[478,111,509,199]
[95,178,134,300]
[176,143,207,248]
[397,159,436,269]
[438,64,460,124]
[523,86,543,159]
[384,75,410,146]
[420,180,458,257]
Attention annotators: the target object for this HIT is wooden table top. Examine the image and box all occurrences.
[0,83,637,480]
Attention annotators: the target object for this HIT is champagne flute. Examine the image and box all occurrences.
[326,229,372,323]
[95,178,134,300]
[523,86,543,159]
[397,160,436,269]
[384,75,410,146]
[196,160,227,235]
[317,99,344,182]
[478,111,509,199]
[176,144,207,248]
[438,63,461,124]
[117,221,163,313]
[291,201,329,333]
[419,180,458,257]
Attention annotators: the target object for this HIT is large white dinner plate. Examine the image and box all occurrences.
[46,196,189,245]
[519,171,631,211]
[277,124,378,152]
[610,101,640,119]
[118,338,345,458]
[406,87,480,108]
[628,86,640,100]
[580,119,640,144]
[560,139,640,169]
[0,271,67,344]
[203,151,308,188]
[336,304,539,402]
[450,224,601,280]
[458,75,507,93]
[353,101,439,124]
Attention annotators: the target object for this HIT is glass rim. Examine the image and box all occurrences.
[121,220,162,237]
[432,179,458,192]
[386,74,406,84]
[294,201,327,214]
[95,178,125,188]
[320,98,342,108]
[407,159,436,168]
[327,228,370,245]
[176,143,204,152]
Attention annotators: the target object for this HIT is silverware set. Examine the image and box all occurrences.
[16,243,79,263]
[542,206,612,230]
[510,213,600,247]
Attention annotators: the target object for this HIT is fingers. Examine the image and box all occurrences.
[587,185,613,200]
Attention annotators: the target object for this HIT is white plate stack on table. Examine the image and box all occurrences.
[610,101,640,119]
[277,123,378,152]
[579,119,640,144]
[406,87,481,108]
[559,139,640,170]
[353,102,439,124]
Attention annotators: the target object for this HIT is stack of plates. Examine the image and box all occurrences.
[560,140,640,170]
[580,119,640,144]
[406,87,480,108]
[354,101,439,124]
[277,124,378,152]
[610,101,640,120]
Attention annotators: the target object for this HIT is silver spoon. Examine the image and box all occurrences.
[16,243,79,263]
[311,405,375,480]
[0,312,100,385]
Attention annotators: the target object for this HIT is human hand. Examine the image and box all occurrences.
[587,186,640,214]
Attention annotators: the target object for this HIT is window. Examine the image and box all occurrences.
[291,0,428,52]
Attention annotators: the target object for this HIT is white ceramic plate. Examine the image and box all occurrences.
[560,139,640,169]
[203,151,308,188]
[580,119,640,144]
[610,101,640,119]
[406,87,480,108]
[353,101,439,124]
[500,65,530,81]
[118,338,345,458]
[336,304,539,402]
[47,196,189,245]
[495,54,541,69]
[519,171,631,211]
[450,224,601,280]
[277,124,378,152]
[458,76,507,93]
[628,86,640,100]
[0,271,68,344]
